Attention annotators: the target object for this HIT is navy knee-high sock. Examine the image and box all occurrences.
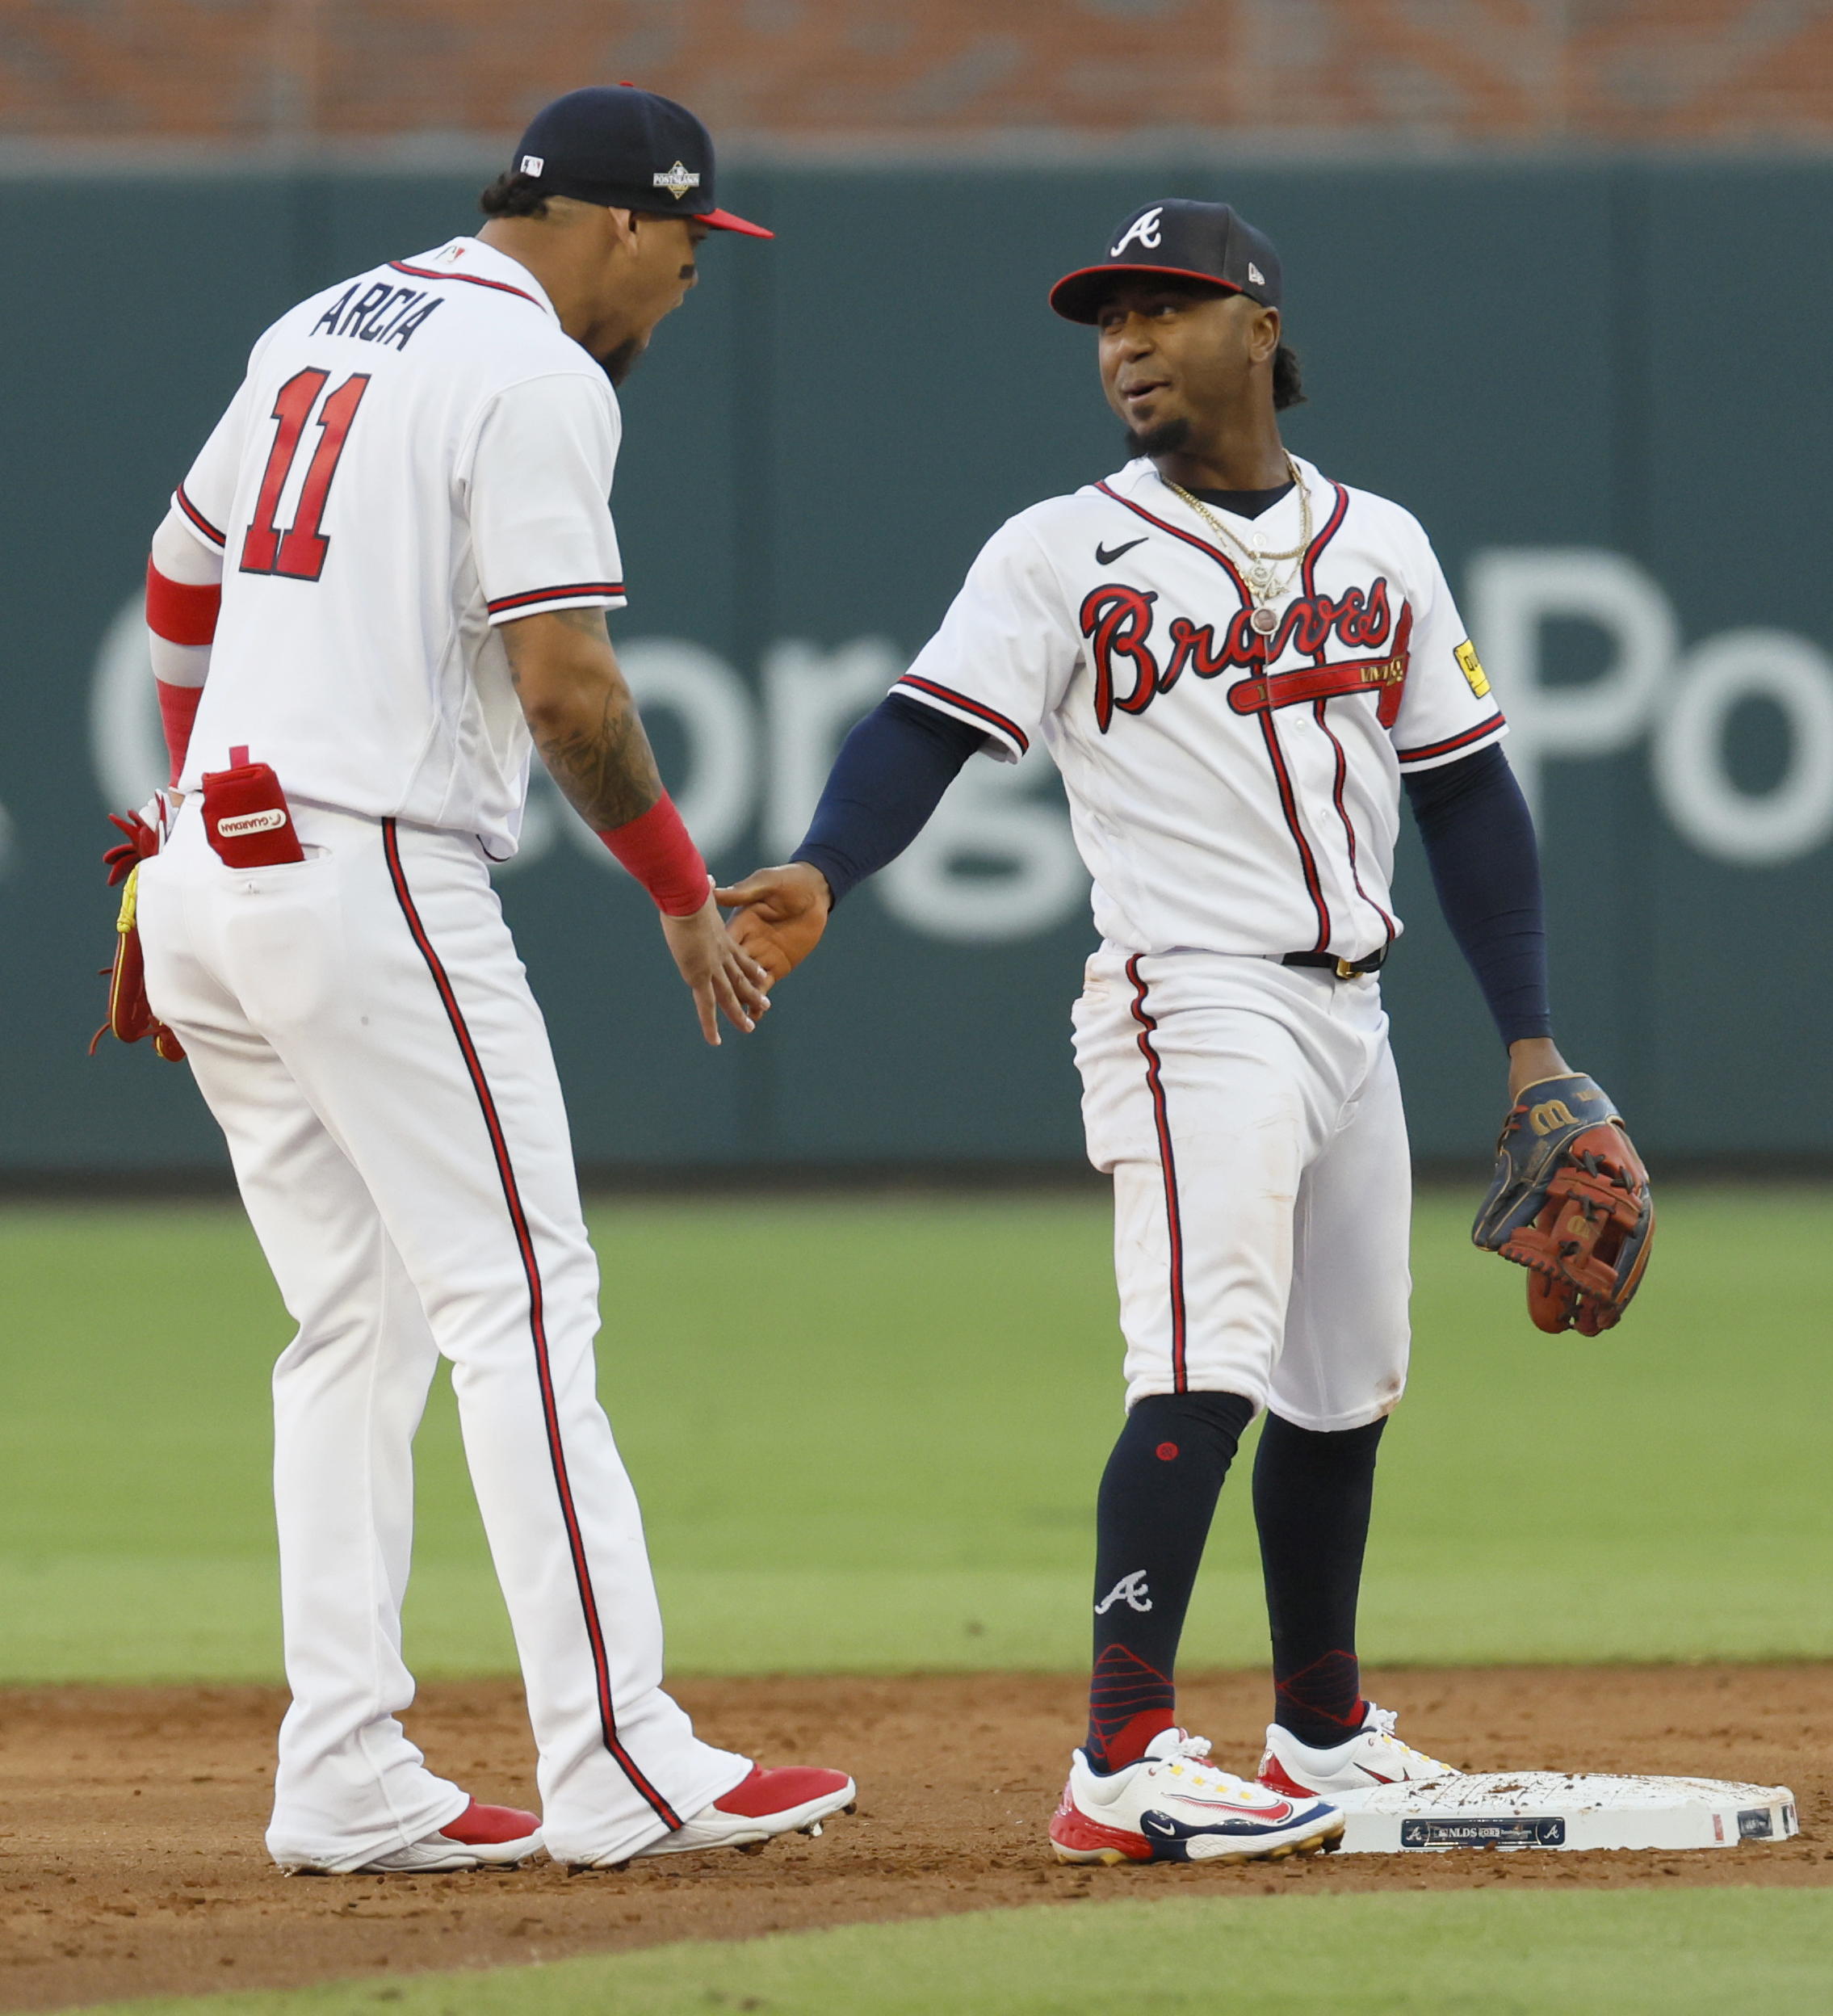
[1252,1412,1387,1748]
[1084,1391,1256,1774]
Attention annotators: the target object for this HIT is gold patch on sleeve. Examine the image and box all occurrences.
[1454,640,1491,697]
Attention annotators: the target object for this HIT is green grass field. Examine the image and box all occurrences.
[1,1186,1828,1682]
[4,1186,1829,2015]
[75,1892,1833,2016]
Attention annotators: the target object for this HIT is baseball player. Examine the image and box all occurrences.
[717,200,1592,1864]
[126,86,855,1874]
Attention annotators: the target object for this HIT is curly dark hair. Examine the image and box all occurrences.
[1273,342,1306,412]
[479,170,550,218]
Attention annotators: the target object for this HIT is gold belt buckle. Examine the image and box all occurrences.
[1334,956,1357,980]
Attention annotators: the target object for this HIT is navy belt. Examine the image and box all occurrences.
[1282,948,1387,980]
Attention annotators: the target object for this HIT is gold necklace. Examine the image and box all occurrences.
[1161,456,1311,636]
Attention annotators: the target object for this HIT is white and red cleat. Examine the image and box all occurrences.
[1049,1728,1343,1865]
[354,1797,543,1872]
[632,1766,858,1859]
[1259,1702,1457,1801]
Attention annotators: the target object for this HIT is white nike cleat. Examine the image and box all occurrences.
[1050,1727,1343,1865]
[1258,1701,1458,1801]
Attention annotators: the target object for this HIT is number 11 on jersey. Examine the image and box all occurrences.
[241,368,371,582]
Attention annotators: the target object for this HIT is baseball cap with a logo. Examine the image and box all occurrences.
[1049,199,1280,321]
[509,86,772,238]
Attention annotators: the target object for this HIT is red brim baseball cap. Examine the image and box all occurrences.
[510,86,774,240]
[702,208,774,239]
[1051,199,1279,321]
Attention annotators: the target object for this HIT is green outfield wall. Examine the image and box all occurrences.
[4,157,1830,1171]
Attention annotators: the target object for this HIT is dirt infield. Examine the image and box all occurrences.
[2,1664,1830,2012]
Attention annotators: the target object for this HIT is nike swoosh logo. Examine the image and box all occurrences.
[1358,1767,1397,1785]
[1167,1794,1294,1818]
[1095,536,1147,566]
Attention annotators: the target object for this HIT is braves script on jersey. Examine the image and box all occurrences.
[170,235,627,855]
[893,454,1503,960]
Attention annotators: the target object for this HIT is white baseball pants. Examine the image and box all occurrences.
[1073,947,1411,1429]
[136,800,748,1870]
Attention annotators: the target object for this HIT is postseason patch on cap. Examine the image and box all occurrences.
[652,161,702,200]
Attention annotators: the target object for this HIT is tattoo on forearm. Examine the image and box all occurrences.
[509,607,664,830]
[538,683,661,831]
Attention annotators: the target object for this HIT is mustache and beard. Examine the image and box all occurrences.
[598,336,645,387]
[1123,415,1193,460]
[596,264,696,387]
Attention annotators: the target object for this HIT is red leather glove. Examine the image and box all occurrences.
[90,809,186,1064]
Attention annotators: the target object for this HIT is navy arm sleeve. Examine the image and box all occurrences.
[791,694,984,905]
[1403,744,1552,1047]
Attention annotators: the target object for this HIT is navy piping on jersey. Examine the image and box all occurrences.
[1126,956,1188,1392]
[388,259,543,308]
[1097,478,1336,947]
[1313,698,1396,943]
[176,484,227,550]
[1298,483,1349,652]
[1094,480,1255,596]
[1397,713,1507,766]
[486,582,625,617]
[893,674,1030,755]
[1097,477,1339,943]
[380,820,683,1836]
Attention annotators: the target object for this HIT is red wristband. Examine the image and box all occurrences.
[597,794,709,917]
[146,556,221,645]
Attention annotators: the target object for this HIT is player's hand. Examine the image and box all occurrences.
[713,863,834,988]
[1507,1036,1571,1102]
[658,888,773,1046]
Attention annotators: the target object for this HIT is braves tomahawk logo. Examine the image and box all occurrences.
[1094,1570,1154,1615]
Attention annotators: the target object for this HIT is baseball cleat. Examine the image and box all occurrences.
[627,1766,857,1861]
[1049,1728,1343,1865]
[1258,1701,1457,1801]
[346,1797,543,1873]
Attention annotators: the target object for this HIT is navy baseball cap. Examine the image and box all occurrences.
[1050,199,1280,321]
[510,86,771,239]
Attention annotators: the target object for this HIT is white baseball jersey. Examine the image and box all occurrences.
[170,236,627,856]
[894,453,1504,962]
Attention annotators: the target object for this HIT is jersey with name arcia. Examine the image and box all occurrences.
[894,455,1504,961]
[170,236,627,856]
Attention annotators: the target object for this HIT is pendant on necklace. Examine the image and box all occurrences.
[1248,565,1273,593]
[1250,605,1278,635]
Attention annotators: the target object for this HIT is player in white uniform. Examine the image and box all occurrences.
[717,200,1574,1863]
[128,87,855,1874]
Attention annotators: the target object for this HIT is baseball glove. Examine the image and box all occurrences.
[1471,1073,1652,1336]
[90,806,186,1064]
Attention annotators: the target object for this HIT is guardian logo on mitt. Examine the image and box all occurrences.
[216,809,288,838]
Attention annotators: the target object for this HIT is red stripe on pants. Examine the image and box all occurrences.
[382,819,682,1832]
[1126,954,1187,1392]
